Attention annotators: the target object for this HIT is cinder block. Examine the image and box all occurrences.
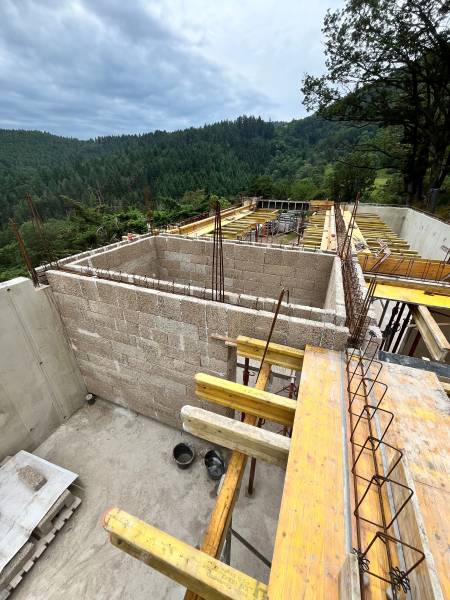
[115,318,139,336]
[114,284,138,311]
[83,376,114,400]
[136,288,158,315]
[112,340,145,361]
[78,278,99,301]
[88,300,123,319]
[47,271,82,296]
[263,248,284,265]
[206,303,228,335]
[157,294,181,319]
[96,279,118,305]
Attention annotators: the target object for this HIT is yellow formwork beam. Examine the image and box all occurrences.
[268,346,346,599]
[103,508,268,600]
[195,373,296,426]
[181,405,290,468]
[185,363,272,600]
[236,335,304,371]
[374,283,450,309]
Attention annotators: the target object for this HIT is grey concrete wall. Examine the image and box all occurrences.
[0,278,86,461]
[357,204,408,235]
[357,204,450,260]
[46,270,348,429]
[400,209,450,260]
[76,235,334,309]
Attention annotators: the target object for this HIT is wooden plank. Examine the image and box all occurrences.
[268,346,346,599]
[185,364,271,600]
[338,553,361,600]
[372,362,450,597]
[389,459,444,600]
[373,283,450,308]
[103,508,268,600]
[359,255,450,281]
[236,335,304,371]
[410,305,450,362]
[195,373,296,426]
[181,405,290,468]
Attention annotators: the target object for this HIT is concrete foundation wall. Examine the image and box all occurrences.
[76,236,334,309]
[357,204,408,235]
[47,270,348,429]
[400,210,450,260]
[358,204,450,260]
[0,278,86,461]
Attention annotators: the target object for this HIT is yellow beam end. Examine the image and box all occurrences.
[236,335,304,371]
[195,373,296,426]
[103,508,268,600]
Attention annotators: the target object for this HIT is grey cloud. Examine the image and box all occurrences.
[0,0,275,138]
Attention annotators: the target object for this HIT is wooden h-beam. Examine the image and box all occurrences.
[181,405,290,468]
[195,373,296,426]
[236,335,304,371]
[410,304,450,362]
[184,363,272,600]
[103,508,268,600]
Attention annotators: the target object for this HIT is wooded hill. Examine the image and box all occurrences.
[0,114,444,281]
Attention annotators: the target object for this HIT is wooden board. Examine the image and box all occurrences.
[181,405,290,468]
[104,508,268,600]
[372,361,450,598]
[410,305,450,362]
[268,346,346,599]
[195,373,296,426]
[236,336,304,371]
[373,283,450,309]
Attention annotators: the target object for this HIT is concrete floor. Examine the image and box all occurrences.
[14,399,285,600]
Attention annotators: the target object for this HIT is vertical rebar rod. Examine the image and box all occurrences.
[247,288,288,495]
[10,219,39,286]
[211,200,224,302]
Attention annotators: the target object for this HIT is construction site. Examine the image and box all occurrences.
[1,197,449,600]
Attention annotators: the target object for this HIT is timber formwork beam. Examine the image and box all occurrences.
[236,335,304,371]
[410,304,450,362]
[184,363,272,600]
[195,373,296,426]
[103,508,268,600]
[181,405,290,468]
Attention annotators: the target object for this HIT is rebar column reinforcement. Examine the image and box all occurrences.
[211,200,225,302]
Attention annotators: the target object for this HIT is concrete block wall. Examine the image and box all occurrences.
[46,270,348,429]
[76,236,160,277]
[0,278,86,461]
[75,235,335,309]
[156,236,333,308]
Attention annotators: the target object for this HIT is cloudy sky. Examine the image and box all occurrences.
[0,0,342,139]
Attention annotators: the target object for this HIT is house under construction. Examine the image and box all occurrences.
[0,198,449,599]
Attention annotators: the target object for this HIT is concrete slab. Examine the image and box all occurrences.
[13,399,284,600]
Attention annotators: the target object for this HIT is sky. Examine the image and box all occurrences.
[0,0,343,139]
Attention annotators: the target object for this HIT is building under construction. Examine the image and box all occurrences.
[0,198,449,599]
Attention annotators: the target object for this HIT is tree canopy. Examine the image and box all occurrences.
[302,0,450,205]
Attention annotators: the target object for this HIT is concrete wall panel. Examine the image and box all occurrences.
[0,278,86,461]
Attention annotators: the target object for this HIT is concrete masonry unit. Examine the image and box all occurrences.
[42,235,349,428]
